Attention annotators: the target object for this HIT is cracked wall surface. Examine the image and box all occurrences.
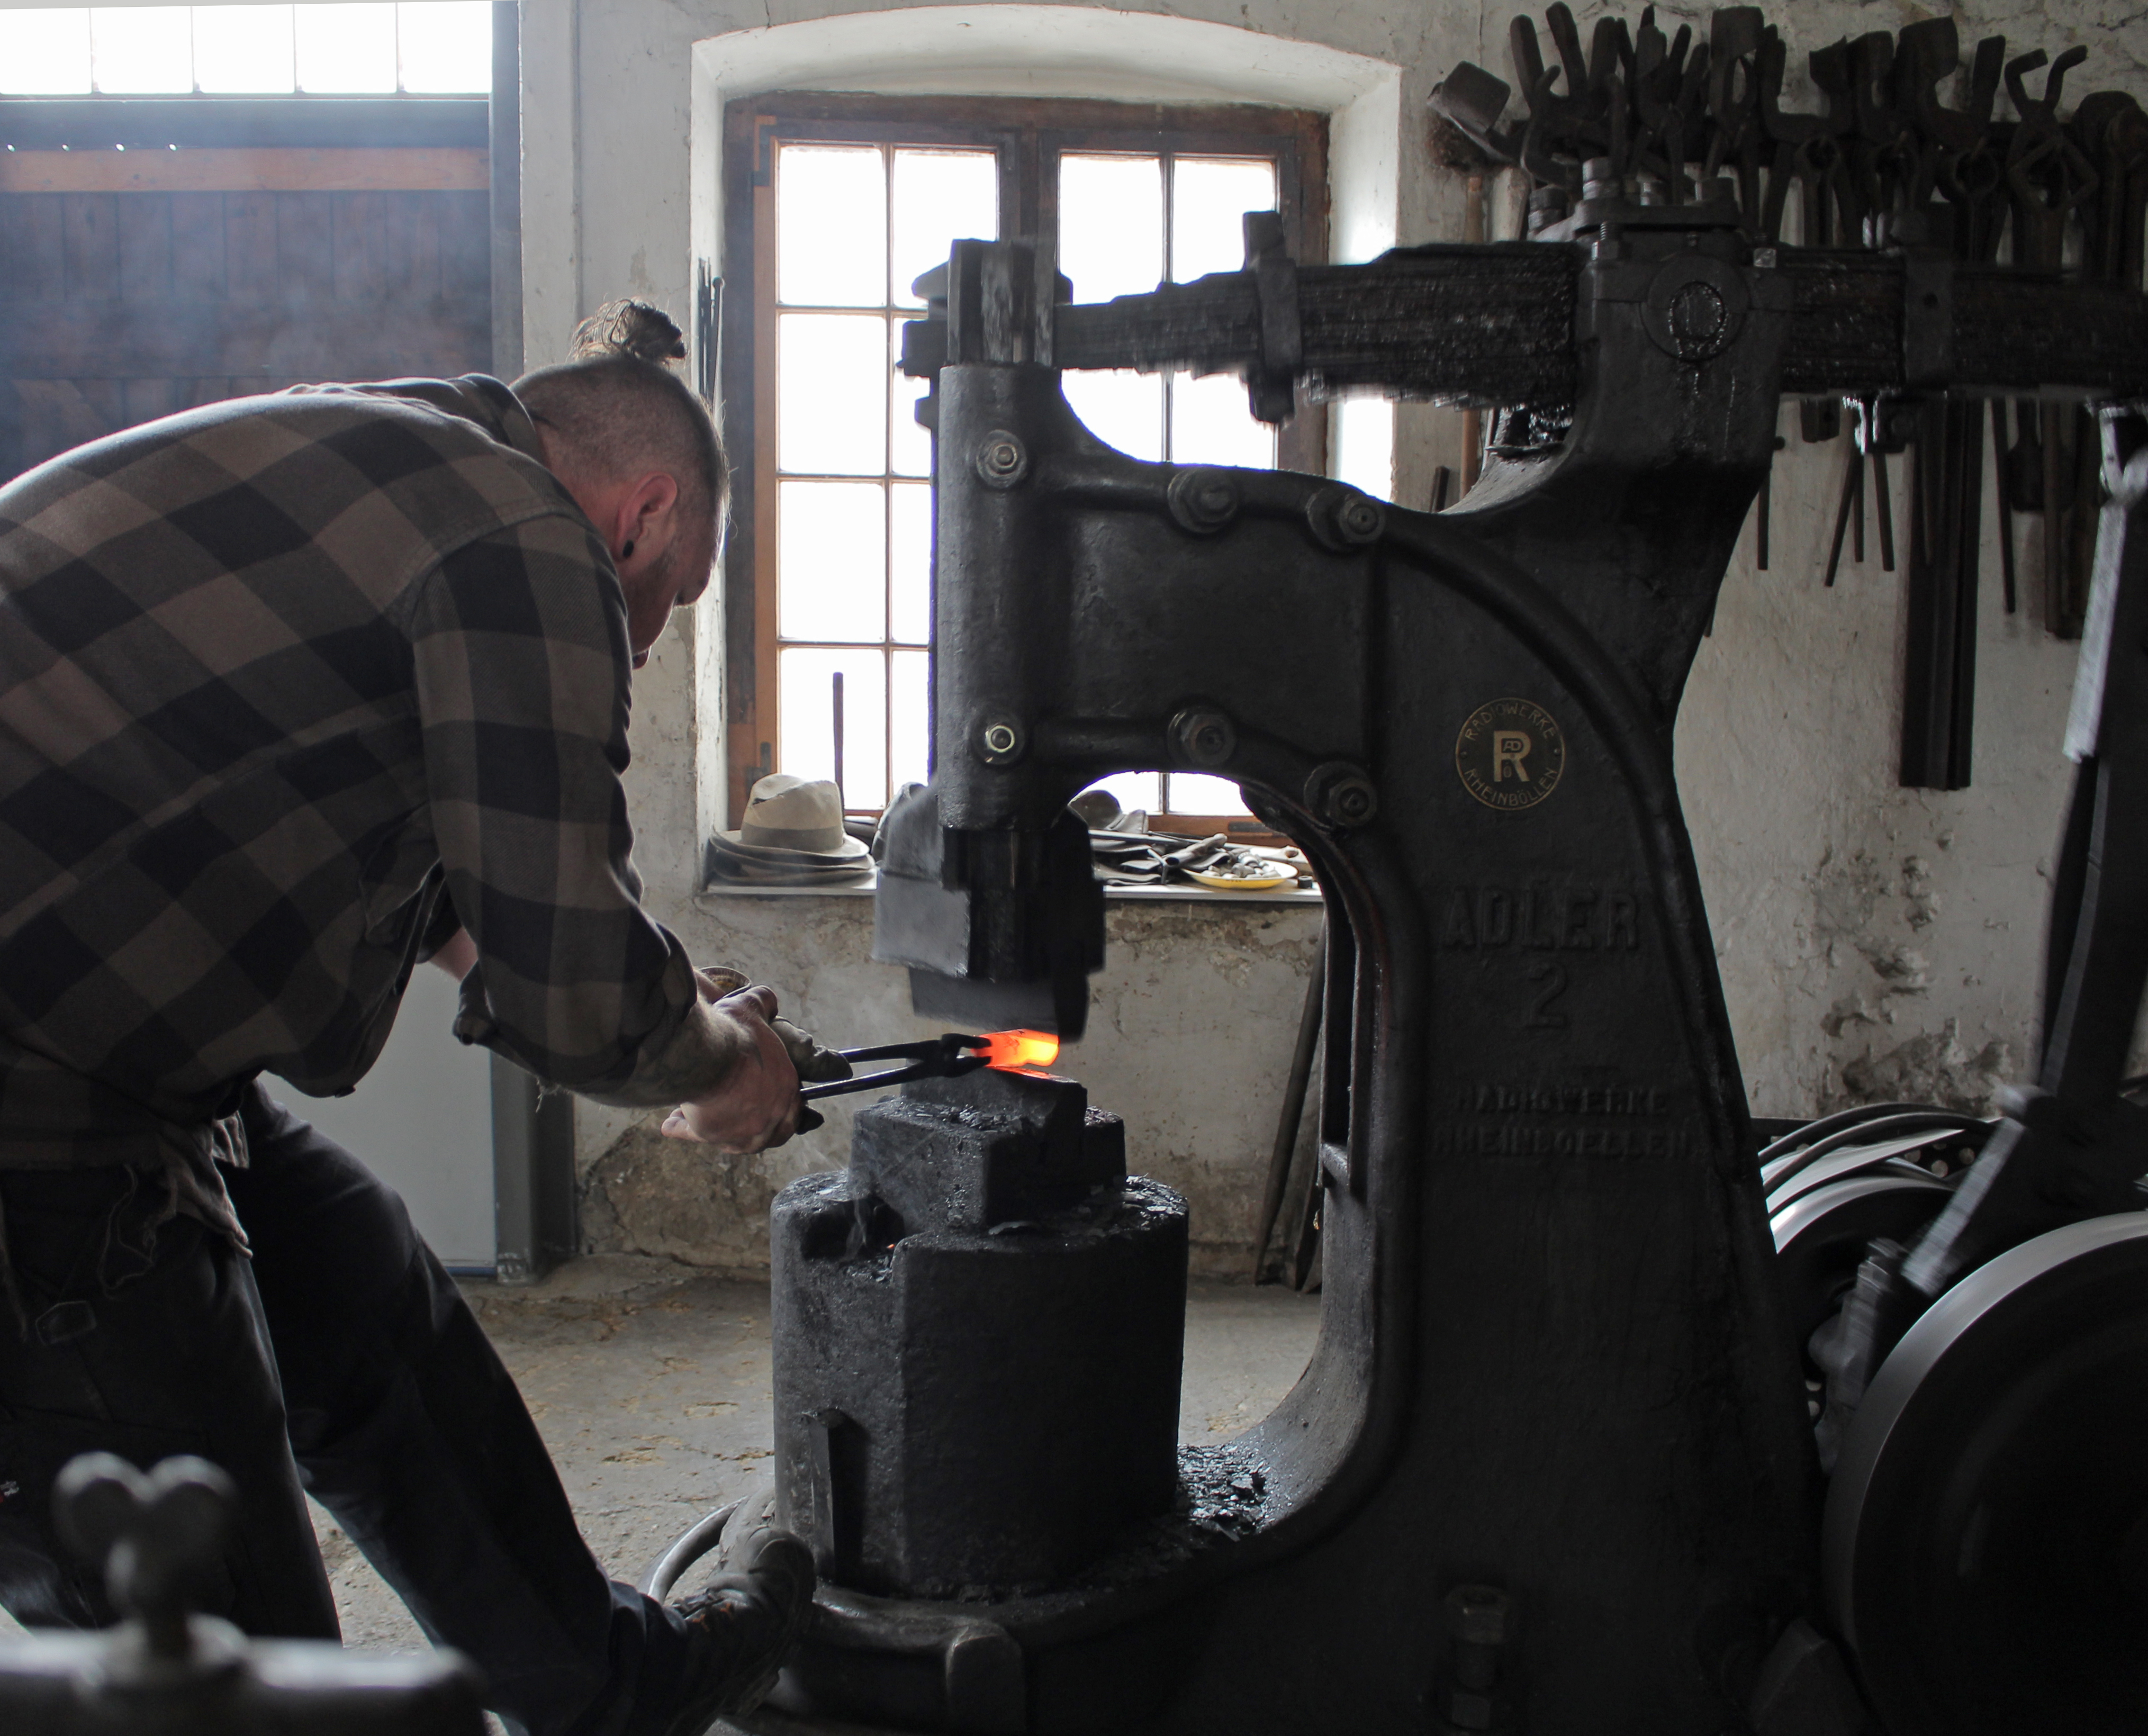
[577,897,1324,1279]
[1675,429,2148,1118]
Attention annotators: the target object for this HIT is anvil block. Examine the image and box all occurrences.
[852,1068,1126,1235]
[770,1071,1187,1597]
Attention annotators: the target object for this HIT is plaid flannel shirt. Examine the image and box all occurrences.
[0,375,707,1174]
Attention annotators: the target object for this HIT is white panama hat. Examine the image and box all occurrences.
[711,773,870,864]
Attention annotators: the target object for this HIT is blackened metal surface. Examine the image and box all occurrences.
[851,1068,1125,1235]
[871,785,1105,1039]
[0,1454,485,1735]
[771,1070,1188,1604]
[1824,1215,2148,1735]
[1776,255,1903,396]
[1055,246,1581,409]
[1034,247,2148,411]
[1948,269,2148,396]
[0,1636,489,1735]
[848,223,1819,1735]
[828,36,2148,1720]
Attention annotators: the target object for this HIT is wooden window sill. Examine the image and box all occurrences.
[693,874,1321,908]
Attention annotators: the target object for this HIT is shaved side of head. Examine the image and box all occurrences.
[513,301,728,547]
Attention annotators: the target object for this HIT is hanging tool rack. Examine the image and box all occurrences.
[1430,5,2148,788]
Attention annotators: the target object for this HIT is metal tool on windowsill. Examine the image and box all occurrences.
[800,1029,1061,1101]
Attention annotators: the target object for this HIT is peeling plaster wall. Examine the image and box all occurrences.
[576,894,1324,1279]
[523,0,2148,1273]
[1678,444,2082,1118]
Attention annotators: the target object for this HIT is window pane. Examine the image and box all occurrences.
[1081,772,1162,817]
[295,2,396,91]
[1171,157,1278,281]
[891,319,932,477]
[1166,772,1252,817]
[779,481,886,643]
[0,9,91,93]
[1170,369,1276,468]
[1063,368,1163,463]
[891,148,997,308]
[781,647,887,811]
[195,4,295,93]
[891,649,930,793]
[778,146,886,309]
[398,0,490,92]
[1059,154,1162,303]
[778,313,887,476]
[1332,396,1395,502]
[889,482,931,646]
[91,7,193,93]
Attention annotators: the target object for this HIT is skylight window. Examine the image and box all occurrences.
[0,4,492,96]
[193,5,295,92]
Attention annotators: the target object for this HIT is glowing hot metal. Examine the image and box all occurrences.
[799,1028,1060,1101]
[980,1029,1059,1071]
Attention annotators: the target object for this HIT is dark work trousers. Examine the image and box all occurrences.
[0,1086,700,1736]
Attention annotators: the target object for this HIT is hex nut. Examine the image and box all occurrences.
[1167,467,1240,534]
[1306,484,1385,550]
[975,430,1030,489]
[1305,762,1378,829]
[1441,1687,1496,1731]
[1170,707,1237,768]
[1444,1583,1511,1647]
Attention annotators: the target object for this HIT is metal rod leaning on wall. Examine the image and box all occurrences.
[832,670,845,803]
[1252,919,1325,1282]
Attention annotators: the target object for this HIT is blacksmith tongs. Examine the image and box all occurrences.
[799,1034,991,1101]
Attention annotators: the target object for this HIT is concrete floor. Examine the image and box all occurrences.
[0,1252,1316,1728]
[315,1255,1323,1669]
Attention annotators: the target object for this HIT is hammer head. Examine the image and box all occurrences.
[871,784,1103,1039]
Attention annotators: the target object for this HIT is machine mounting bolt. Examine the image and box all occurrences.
[976,715,1025,764]
[1305,761,1377,828]
[1337,497,1384,542]
[1170,707,1238,768]
[1167,466,1241,534]
[1306,485,1385,550]
[974,429,1030,489]
[1444,1583,1510,1648]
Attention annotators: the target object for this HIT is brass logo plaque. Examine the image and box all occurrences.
[1456,698,1565,811]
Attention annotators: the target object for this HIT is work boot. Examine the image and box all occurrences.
[655,1521,816,1736]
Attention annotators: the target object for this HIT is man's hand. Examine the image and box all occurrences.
[661,985,801,1153]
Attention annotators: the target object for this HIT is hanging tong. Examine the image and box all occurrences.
[800,1033,991,1101]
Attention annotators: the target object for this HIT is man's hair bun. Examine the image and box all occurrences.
[568,299,688,368]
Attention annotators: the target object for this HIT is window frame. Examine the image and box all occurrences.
[718,91,1330,837]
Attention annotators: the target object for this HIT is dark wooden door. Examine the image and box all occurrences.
[0,145,492,480]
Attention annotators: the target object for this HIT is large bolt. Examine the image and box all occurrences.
[1170,707,1238,768]
[974,430,1030,489]
[1304,762,1377,829]
[975,715,1025,765]
[1306,485,1385,551]
[1441,1688,1496,1732]
[1445,1583,1509,1687]
[1168,466,1241,534]
[1439,1583,1511,1734]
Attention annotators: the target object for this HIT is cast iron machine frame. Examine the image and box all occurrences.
[757,164,2148,1732]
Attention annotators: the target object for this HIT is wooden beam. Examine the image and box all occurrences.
[0,148,489,195]
[0,299,491,382]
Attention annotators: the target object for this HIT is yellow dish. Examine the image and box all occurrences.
[1188,867,1298,892]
